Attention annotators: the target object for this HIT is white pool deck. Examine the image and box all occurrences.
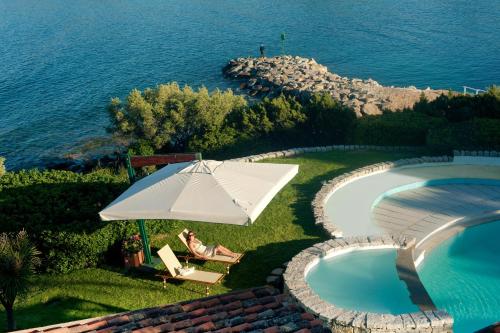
[325,163,500,244]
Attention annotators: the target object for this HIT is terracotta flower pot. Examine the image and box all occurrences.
[124,250,144,268]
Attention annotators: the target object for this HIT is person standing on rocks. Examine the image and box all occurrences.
[259,43,265,57]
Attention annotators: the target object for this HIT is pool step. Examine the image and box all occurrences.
[396,244,437,311]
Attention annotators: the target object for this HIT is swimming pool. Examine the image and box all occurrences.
[306,248,419,314]
[418,221,500,333]
[306,159,500,331]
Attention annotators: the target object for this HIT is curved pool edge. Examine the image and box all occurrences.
[370,178,500,210]
[311,156,454,238]
[414,211,500,267]
[312,151,500,240]
[283,236,454,333]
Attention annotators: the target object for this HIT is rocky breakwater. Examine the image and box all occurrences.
[223,56,449,117]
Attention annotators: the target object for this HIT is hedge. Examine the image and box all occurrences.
[350,111,446,146]
[427,118,500,151]
[0,168,132,273]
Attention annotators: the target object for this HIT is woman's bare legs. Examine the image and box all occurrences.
[215,244,237,258]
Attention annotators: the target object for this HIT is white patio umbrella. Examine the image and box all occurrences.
[99,160,299,262]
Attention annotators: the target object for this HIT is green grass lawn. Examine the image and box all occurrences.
[0,150,419,331]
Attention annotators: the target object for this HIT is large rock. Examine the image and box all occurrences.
[362,103,383,116]
[223,56,450,115]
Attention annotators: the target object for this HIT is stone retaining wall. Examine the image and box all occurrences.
[453,150,500,157]
[283,237,453,333]
[228,145,425,163]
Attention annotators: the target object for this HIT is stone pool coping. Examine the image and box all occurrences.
[228,144,425,163]
[283,236,453,332]
[303,150,499,332]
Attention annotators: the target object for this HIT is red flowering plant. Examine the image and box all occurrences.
[122,234,143,254]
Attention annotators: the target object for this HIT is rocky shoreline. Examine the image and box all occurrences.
[223,56,449,117]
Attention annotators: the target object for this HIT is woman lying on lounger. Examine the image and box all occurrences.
[186,230,238,259]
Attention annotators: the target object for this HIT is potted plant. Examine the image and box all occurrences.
[122,234,144,268]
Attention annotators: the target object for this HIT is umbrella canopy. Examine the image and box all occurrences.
[99,160,299,225]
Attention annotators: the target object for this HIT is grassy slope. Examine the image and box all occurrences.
[1,150,418,331]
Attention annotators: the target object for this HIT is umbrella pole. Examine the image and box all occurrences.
[137,219,152,264]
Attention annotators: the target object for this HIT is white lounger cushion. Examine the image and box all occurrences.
[157,244,223,284]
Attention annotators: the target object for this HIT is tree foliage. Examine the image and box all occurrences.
[0,230,41,331]
[303,94,357,145]
[108,83,247,154]
[107,83,500,157]
[0,168,131,273]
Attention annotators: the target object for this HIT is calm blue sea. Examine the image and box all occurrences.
[1,0,499,169]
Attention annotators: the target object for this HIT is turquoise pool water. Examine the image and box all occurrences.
[306,249,419,314]
[418,221,500,333]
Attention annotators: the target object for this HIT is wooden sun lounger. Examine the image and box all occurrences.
[177,229,244,274]
[157,244,224,296]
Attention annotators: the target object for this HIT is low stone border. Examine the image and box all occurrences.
[311,155,453,237]
[228,145,425,163]
[265,264,287,291]
[453,150,500,157]
[283,236,453,333]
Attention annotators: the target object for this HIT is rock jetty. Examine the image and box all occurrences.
[223,56,449,117]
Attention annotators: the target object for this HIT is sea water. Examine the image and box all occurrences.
[1,0,499,169]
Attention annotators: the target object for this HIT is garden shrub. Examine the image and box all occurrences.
[108,83,499,160]
[414,87,500,120]
[108,83,247,154]
[302,93,357,145]
[351,111,446,146]
[427,118,500,151]
[0,168,132,273]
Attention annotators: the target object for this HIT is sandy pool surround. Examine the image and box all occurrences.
[283,236,453,333]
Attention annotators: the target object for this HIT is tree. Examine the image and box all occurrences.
[303,93,356,144]
[107,83,248,154]
[0,230,41,331]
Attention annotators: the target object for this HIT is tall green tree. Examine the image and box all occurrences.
[0,230,41,331]
[108,83,247,154]
[304,93,356,144]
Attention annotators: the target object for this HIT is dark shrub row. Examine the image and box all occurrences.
[0,169,132,273]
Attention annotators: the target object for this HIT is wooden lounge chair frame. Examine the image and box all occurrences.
[177,229,244,274]
[156,244,224,296]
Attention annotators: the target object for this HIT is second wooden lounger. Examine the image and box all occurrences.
[157,244,224,296]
